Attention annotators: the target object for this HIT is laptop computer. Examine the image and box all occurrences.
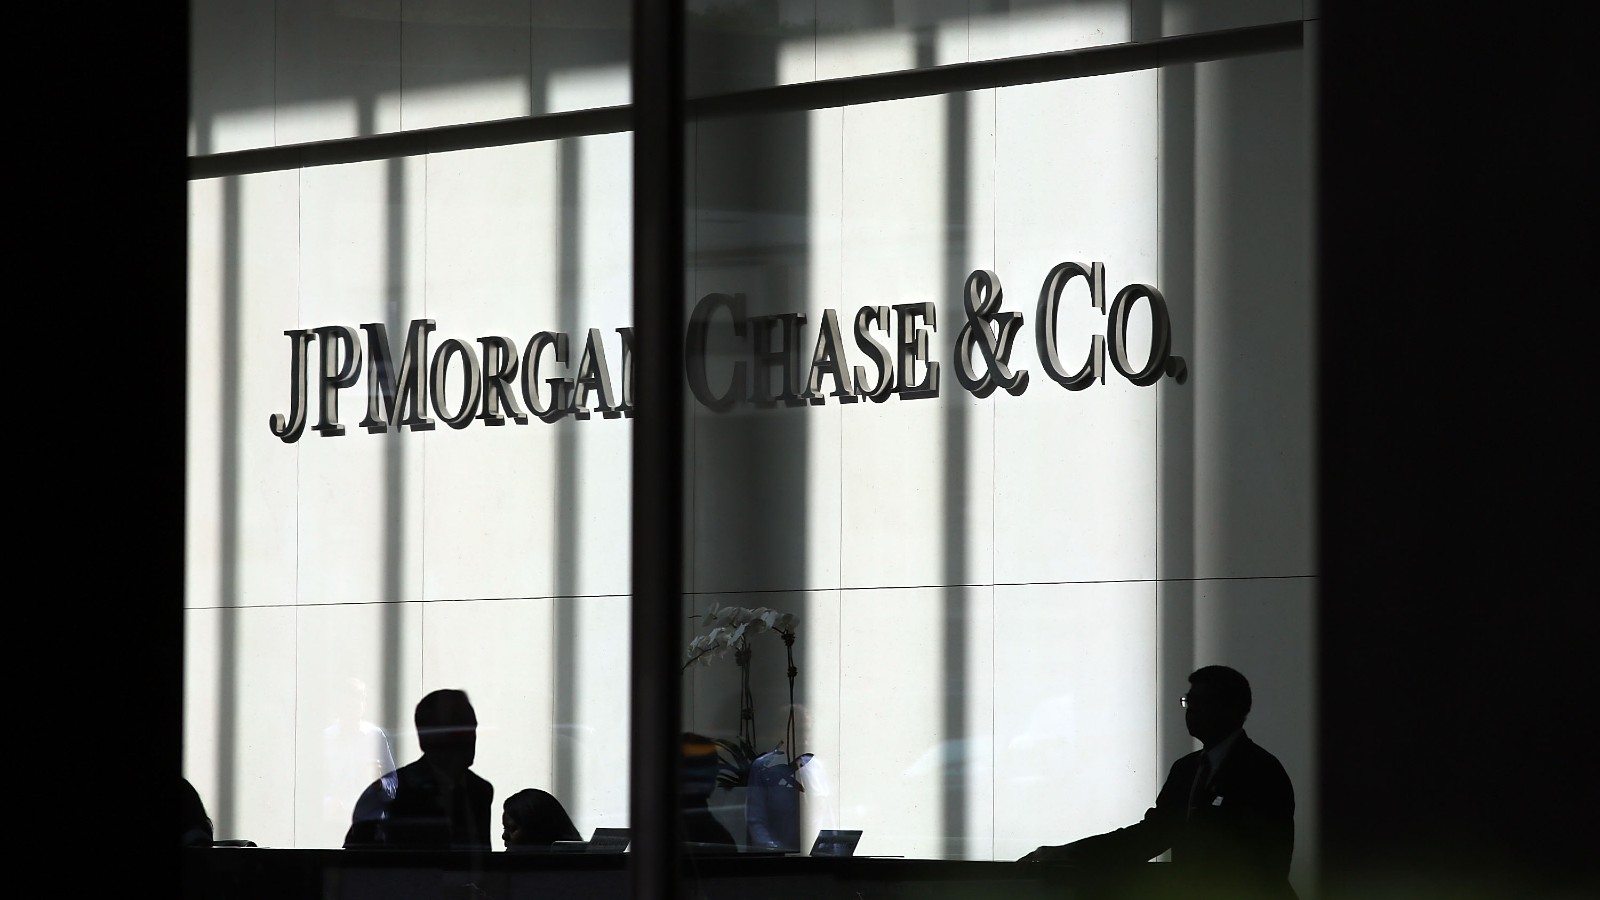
[808,829,863,858]
[586,827,631,853]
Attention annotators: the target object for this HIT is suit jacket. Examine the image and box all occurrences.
[344,757,494,850]
[1057,732,1295,898]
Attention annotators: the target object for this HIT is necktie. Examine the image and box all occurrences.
[1188,755,1213,818]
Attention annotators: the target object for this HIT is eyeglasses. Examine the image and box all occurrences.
[1180,694,1189,708]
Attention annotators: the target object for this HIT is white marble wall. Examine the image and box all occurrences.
[187,2,1315,895]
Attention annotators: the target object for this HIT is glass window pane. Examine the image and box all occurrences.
[187,3,1316,897]
[678,5,1315,896]
[185,4,634,861]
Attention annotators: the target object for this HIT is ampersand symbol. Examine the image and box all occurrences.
[954,269,1029,397]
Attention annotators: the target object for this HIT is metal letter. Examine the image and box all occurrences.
[1035,262,1105,391]
[1107,284,1176,387]
[573,327,621,419]
[429,338,482,429]
[268,329,314,443]
[893,302,940,399]
[616,327,636,416]
[851,306,894,402]
[953,270,1027,397]
[359,320,438,432]
[750,312,807,406]
[521,331,571,423]
[803,308,854,402]
[476,335,528,426]
[312,325,362,437]
[684,292,746,413]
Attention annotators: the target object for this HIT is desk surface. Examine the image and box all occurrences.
[185,848,1178,900]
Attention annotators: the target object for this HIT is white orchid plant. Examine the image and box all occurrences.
[684,603,800,667]
[685,602,802,788]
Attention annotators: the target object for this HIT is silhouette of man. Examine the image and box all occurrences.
[181,777,213,848]
[1021,666,1296,899]
[344,689,494,850]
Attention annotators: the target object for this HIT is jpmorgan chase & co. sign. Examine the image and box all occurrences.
[269,264,1187,443]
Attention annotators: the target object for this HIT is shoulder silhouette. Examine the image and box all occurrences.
[344,689,495,850]
[1022,666,1296,899]
[501,788,581,849]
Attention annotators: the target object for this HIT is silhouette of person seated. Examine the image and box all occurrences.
[1021,666,1296,900]
[501,788,581,850]
[681,732,738,849]
[344,689,494,850]
[181,777,214,848]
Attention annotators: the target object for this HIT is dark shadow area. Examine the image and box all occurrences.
[687,93,813,593]
[190,0,274,154]
[1317,4,1590,896]
[629,3,690,892]
[1188,49,1313,579]
[272,1,400,139]
[34,4,188,889]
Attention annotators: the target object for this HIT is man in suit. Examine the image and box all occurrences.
[344,689,494,850]
[1021,666,1296,899]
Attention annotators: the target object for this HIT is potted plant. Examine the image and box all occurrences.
[685,603,803,849]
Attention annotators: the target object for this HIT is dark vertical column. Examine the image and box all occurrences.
[1318,4,1588,896]
[166,5,195,881]
[631,1,685,898]
[46,0,188,886]
[680,6,811,771]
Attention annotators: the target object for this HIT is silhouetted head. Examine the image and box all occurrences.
[501,788,581,848]
[1184,666,1251,747]
[414,689,477,772]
